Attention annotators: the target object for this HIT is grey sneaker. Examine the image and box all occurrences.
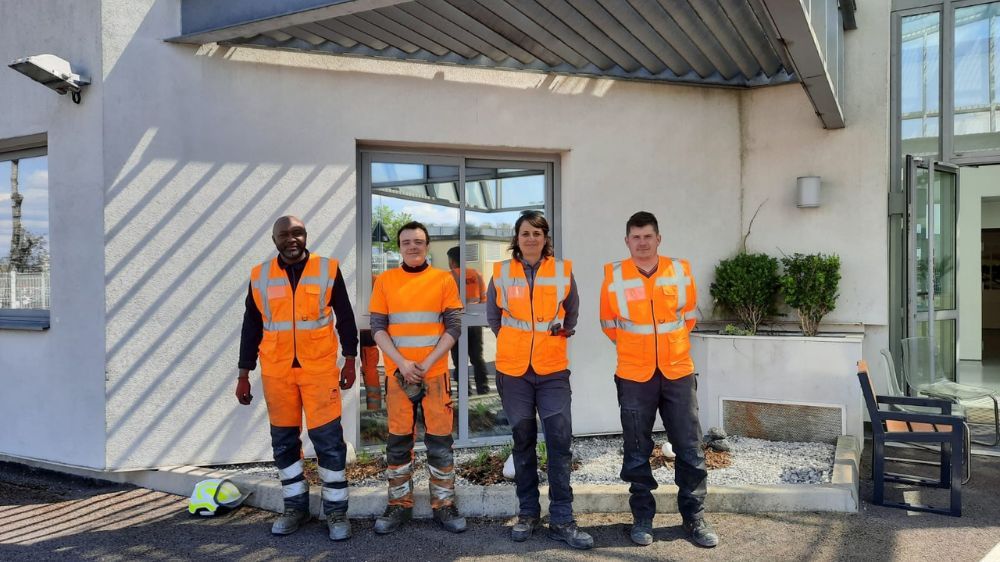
[548,520,594,550]
[630,518,654,546]
[373,505,412,535]
[510,515,542,542]
[432,504,467,533]
[271,508,310,535]
[683,518,719,548]
[327,512,351,541]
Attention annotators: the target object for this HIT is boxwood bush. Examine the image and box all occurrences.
[779,253,840,337]
[710,253,780,335]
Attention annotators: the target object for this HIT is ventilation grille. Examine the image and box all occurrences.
[722,399,842,444]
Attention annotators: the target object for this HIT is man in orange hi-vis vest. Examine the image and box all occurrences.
[236,216,358,541]
[599,211,718,549]
[369,221,467,535]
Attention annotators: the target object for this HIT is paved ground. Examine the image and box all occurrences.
[2,444,999,562]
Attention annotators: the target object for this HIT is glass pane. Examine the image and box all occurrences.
[955,3,1000,153]
[0,154,49,310]
[363,161,461,448]
[914,165,931,313]
[933,169,957,310]
[914,319,957,382]
[901,13,941,158]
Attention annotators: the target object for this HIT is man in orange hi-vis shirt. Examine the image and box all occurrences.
[369,221,466,535]
[600,211,718,549]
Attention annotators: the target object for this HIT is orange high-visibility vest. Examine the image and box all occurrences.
[370,266,463,379]
[493,257,572,376]
[452,268,486,304]
[250,255,341,378]
[599,256,698,381]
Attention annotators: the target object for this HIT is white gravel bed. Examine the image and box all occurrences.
[210,433,835,488]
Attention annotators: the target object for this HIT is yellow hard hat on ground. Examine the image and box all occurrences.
[188,478,251,516]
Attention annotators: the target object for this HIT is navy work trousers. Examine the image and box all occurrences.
[497,368,574,524]
[616,372,707,522]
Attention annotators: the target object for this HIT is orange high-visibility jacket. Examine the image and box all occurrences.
[250,255,341,378]
[451,268,486,304]
[493,257,573,376]
[370,266,463,379]
[599,256,698,381]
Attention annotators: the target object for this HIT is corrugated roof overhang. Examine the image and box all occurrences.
[169,0,854,128]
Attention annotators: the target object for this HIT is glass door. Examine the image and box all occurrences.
[359,150,556,447]
[906,155,960,382]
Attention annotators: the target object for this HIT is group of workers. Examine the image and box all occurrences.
[234,210,718,550]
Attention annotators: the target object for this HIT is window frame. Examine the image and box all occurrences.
[0,134,50,331]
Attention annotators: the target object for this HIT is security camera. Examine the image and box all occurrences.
[8,54,90,104]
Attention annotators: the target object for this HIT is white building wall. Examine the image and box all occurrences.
[98,0,747,468]
[957,167,1000,360]
[739,2,891,385]
[0,0,107,468]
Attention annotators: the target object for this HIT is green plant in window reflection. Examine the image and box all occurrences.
[916,255,954,298]
[372,204,413,253]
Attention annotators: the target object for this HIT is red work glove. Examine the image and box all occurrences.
[340,357,356,390]
[235,377,253,405]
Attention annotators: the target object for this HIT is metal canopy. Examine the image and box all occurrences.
[171,0,852,128]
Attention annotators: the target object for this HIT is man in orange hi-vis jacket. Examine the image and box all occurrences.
[599,211,718,549]
[369,221,466,535]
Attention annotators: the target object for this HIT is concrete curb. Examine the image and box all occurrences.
[1,436,860,517]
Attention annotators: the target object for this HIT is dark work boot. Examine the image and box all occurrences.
[683,518,719,548]
[373,505,412,535]
[548,520,594,550]
[510,515,542,542]
[271,508,310,535]
[630,517,654,546]
[433,504,467,533]
[326,512,351,541]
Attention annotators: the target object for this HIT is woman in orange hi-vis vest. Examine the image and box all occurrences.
[369,221,466,535]
[599,211,718,549]
[486,211,593,550]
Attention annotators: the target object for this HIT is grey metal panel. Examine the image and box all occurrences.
[397,3,507,61]
[626,0,715,78]
[506,0,615,70]
[262,29,295,42]
[596,0,690,75]
[377,5,479,58]
[314,17,391,49]
[688,0,761,79]
[660,1,741,79]
[356,9,450,55]
[282,24,332,46]
[569,0,668,73]
[417,0,537,64]
[720,0,782,76]
[338,13,421,53]
[444,0,564,67]
[537,0,642,72]
[475,0,590,68]
[298,21,359,47]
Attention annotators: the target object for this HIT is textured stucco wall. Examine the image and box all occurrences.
[0,0,106,468]
[739,2,891,384]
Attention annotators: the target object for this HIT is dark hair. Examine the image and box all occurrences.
[509,211,554,261]
[396,221,430,247]
[626,211,659,235]
[447,246,460,265]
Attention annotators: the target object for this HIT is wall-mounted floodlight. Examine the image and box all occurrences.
[8,54,90,104]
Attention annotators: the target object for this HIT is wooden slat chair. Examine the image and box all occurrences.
[858,360,966,516]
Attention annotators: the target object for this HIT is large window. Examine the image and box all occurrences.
[359,149,557,448]
[0,136,49,330]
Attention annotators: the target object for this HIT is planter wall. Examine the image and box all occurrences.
[690,333,864,444]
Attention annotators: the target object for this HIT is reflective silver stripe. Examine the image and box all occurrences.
[278,460,304,481]
[263,320,293,332]
[389,481,411,499]
[386,463,411,478]
[317,258,331,313]
[616,318,655,335]
[657,319,686,333]
[684,311,697,321]
[318,467,345,483]
[427,465,454,480]
[600,320,618,330]
[388,311,443,324]
[392,335,440,348]
[609,317,685,335]
[296,316,332,330]
[496,260,511,314]
[282,480,308,497]
[501,316,555,333]
[322,487,349,502]
[257,260,274,325]
[266,277,289,287]
[429,482,455,502]
[607,261,643,321]
[534,259,571,329]
[655,259,691,313]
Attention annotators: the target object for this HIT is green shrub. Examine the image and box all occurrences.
[720,323,754,336]
[779,253,840,337]
[710,253,780,334]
